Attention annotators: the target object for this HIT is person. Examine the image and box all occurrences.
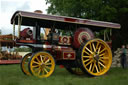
[120,45,127,68]
[125,44,128,67]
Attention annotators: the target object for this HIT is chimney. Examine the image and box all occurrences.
[34,10,43,14]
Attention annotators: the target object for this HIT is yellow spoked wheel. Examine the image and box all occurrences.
[66,68,84,75]
[79,39,112,76]
[29,51,55,78]
[20,53,32,76]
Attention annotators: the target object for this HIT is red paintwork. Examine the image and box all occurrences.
[17,40,36,43]
[20,28,33,40]
[55,50,75,60]
[45,41,50,45]
[64,18,77,22]
[73,28,94,48]
[59,65,64,68]
[0,60,21,64]
[42,44,75,60]
[59,36,72,45]
[63,51,75,60]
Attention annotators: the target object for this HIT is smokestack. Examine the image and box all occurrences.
[34,10,43,14]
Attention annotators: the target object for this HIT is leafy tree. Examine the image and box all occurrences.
[46,0,128,50]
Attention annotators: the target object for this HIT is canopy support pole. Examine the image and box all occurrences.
[18,15,21,38]
[13,21,15,40]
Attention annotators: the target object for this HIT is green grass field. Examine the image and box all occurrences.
[0,64,128,85]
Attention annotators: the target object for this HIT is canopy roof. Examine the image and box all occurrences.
[11,11,121,30]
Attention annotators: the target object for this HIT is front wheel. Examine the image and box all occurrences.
[28,51,55,78]
[78,39,112,76]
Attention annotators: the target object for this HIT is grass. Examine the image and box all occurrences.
[0,64,128,85]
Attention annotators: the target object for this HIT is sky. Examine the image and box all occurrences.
[0,0,49,34]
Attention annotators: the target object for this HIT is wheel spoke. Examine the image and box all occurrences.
[84,60,93,67]
[99,59,106,64]
[89,63,92,71]
[92,43,96,52]
[44,68,48,74]
[40,55,44,63]
[36,57,41,63]
[99,53,105,57]
[85,47,93,54]
[83,59,90,63]
[83,51,90,55]
[89,43,92,51]
[100,57,109,60]
[98,62,101,72]
[33,61,40,65]
[98,61,106,68]
[99,48,106,54]
[92,62,95,72]
[96,41,100,51]
[45,66,51,69]
[45,62,52,65]
[98,45,101,54]
[32,64,39,68]
[95,63,99,73]
[37,69,41,75]
[83,56,93,58]
[42,69,45,75]
[45,59,50,64]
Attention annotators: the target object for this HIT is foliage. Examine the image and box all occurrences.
[14,47,32,52]
[46,0,128,50]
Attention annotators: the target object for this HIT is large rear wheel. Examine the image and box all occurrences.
[28,51,55,78]
[79,39,112,76]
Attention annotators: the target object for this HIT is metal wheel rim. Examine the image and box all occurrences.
[21,53,32,76]
[81,39,112,76]
[29,52,55,78]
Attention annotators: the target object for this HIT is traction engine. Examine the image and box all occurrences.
[11,11,120,78]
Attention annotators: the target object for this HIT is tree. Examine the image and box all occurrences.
[46,0,128,50]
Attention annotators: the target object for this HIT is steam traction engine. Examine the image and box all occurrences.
[11,11,121,78]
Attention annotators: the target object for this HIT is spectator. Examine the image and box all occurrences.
[120,45,127,68]
[125,44,128,67]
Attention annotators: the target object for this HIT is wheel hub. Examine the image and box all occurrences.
[93,53,99,61]
[40,63,45,68]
